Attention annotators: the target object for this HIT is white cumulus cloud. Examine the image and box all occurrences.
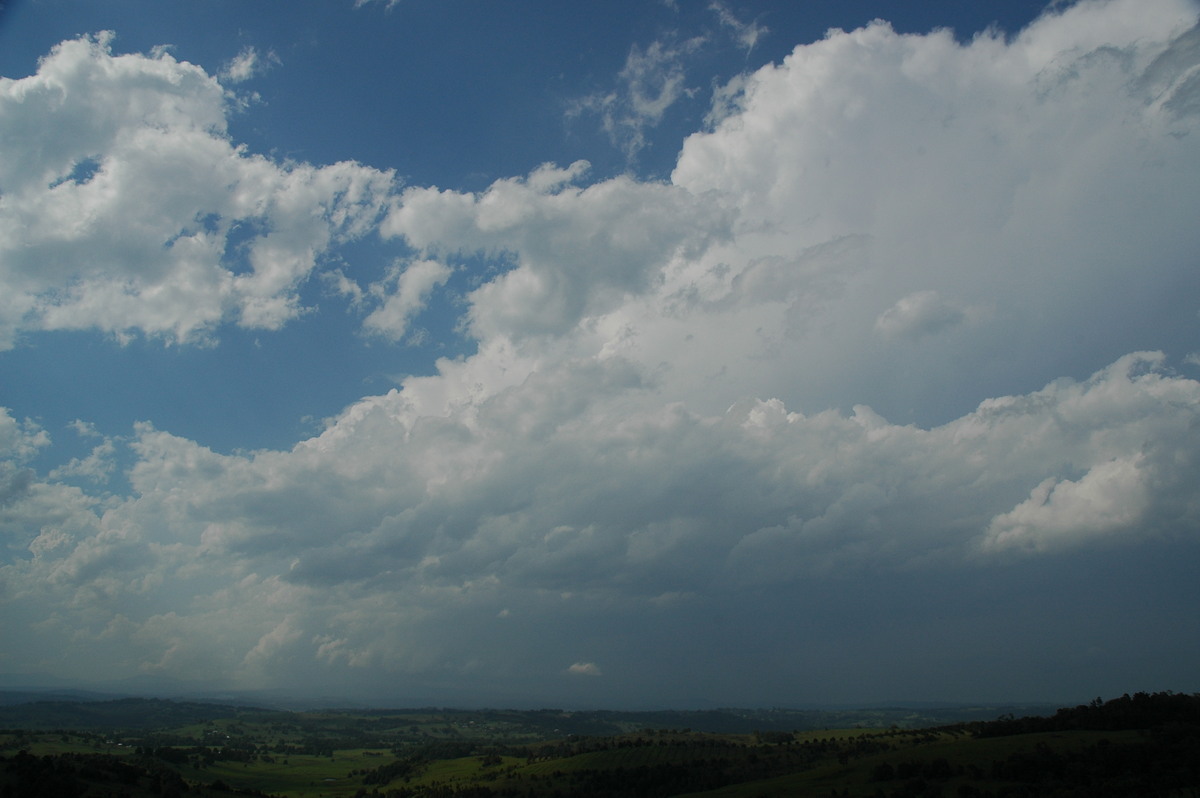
[0,33,395,349]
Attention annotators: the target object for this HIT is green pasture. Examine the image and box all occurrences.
[0,731,120,756]
[520,742,736,777]
[400,754,524,788]
[176,747,390,798]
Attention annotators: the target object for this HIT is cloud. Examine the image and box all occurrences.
[570,36,706,161]
[0,411,49,518]
[0,33,395,349]
[0,410,50,464]
[874,290,968,340]
[567,662,603,677]
[709,1,767,52]
[5,349,1196,694]
[48,437,117,484]
[219,46,279,84]
[3,0,1200,702]
[382,161,729,340]
[363,259,453,341]
[665,0,1200,423]
[983,458,1149,554]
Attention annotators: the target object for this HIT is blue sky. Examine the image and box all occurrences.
[1,0,1199,708]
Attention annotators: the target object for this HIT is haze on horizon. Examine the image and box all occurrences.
[1,0,1199,710]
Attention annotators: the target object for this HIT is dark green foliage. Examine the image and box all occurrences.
[973,690,1200,737]
[0,749,195,798]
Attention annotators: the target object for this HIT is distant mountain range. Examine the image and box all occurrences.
[0,675,1066,716]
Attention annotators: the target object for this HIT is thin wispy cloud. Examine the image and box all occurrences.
[219,45,279,84]
[568,662,603,677]
[709,0,767,52]
[569,35,706,163]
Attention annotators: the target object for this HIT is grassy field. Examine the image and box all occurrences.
[175,749,391,798]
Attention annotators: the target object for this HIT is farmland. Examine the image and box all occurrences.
[1,692,1197,796]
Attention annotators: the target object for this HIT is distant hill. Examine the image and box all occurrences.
[0,690,115,707]
[0,695,1056,733]
[0,697,275,730]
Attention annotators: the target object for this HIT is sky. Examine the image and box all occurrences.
[0,0,1198,710]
